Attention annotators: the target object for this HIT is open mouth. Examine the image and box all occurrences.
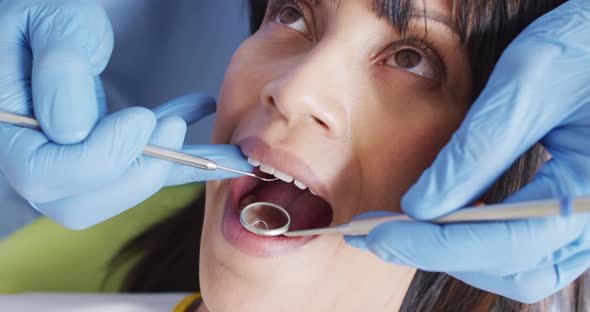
[237,159,333,232]
[220,138,335,256]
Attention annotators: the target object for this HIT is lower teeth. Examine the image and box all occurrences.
[239,194,257,210]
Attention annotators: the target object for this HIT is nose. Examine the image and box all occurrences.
[260,44,348,139]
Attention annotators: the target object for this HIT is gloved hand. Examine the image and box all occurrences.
[0,0,252,229]
[346,0,590,304]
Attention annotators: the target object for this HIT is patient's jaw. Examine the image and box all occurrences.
[199,0,473,311]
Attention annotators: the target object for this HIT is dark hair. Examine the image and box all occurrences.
[110,1,589,310]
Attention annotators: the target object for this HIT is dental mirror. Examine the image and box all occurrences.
[240,198,590,237]
[240,202,292,236]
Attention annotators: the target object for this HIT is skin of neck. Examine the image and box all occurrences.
[195,251,416,312]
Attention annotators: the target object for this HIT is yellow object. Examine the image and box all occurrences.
[174,292,202,312]
[0,183,203,293]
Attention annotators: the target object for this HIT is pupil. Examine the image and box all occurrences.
[395,49,422,68]
[279,7,301,24]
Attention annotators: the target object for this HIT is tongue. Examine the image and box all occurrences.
[248,180,333,231]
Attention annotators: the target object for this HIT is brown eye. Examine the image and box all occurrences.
[275,5,309,35]
[395,49,422,68]
[278,7,302,24]
[386,47,436,80]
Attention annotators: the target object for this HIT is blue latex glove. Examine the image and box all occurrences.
[0,0,252,229]
[346,0,590,304]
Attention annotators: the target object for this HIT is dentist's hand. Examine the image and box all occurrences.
[346,0,590,303]
[0,0,251,229]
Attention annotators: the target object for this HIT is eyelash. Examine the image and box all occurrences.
[265,0,447,81]
[377,37,447,81]
[266,0,314,40]
[267,0,306,22]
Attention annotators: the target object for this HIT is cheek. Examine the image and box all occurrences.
[395,121,456,179]
[212,55,253,143]
[354,101,465,212]
[212,38,270,144]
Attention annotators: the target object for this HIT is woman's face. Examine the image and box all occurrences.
[200,0,472,311]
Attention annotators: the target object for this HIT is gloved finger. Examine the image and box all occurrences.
[3,107,156,204]
[401,0,590,220]
[153,93,216,126]
[164,144,254,186]
[0,13,33,116]
[344,211,400,251]
[26,0,114,144]
[31,115,187,229]
[504,158,590,205]
[363,215,589,275]
[347,207,590,268]
[450,249,590,304]
[96,77,108,119]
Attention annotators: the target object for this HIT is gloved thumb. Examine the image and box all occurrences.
[164,144,253,186]
[153,93,216,126]
[344,211,402,251]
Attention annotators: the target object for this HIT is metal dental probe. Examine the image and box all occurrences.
[240,197,590,237]
[0,111,278,182]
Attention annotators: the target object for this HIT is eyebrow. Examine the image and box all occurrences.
[313,0,459,37]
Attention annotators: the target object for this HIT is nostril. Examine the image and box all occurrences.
[265,95,276,108]
[308,115,329,131]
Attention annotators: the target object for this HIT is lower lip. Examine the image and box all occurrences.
[221,177,317,257]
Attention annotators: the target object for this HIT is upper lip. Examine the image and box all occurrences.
[237,136,331,203]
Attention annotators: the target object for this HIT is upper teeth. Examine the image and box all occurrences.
[248,157,316,194]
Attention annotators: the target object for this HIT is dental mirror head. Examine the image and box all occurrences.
[240,202,291,236]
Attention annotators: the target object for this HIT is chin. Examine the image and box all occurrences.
[198,178,347,312]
